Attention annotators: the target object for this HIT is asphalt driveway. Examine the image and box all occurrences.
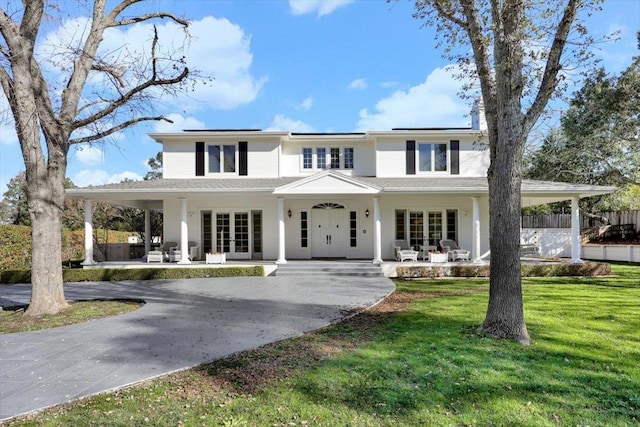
[0,276,394,421]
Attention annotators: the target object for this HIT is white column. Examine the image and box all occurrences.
[178,198,191,264]
[81,199,96,265]
[472,196,482,263]
[276,197,287,264]
[373,197,382,264]
[144,209,151,256]
[571,196,582,263]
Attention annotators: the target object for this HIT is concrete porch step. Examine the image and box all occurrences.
[275,261,384,277]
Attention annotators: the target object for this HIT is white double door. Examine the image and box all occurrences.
[311,209,347,258]
[215,212,250,259]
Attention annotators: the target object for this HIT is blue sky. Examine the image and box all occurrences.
[0,0,638,193]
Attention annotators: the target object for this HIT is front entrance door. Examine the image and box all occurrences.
[215,212,251,260]
[311,204,346,258]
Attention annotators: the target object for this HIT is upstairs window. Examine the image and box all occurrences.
[344,147,354,169]
[330,148,340,168]
[302,148,313,169]
[208,144,236,173]
[418,142,447,172]
[316,147,326,169]
[301,146,354,171]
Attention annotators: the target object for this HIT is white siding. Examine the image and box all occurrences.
[378,195,490,260]
[163,142,195,178]
[248,141,279,177]
[375,137,489,178]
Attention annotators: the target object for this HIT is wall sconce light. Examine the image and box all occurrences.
[287,209,292,218]
[365,208,370,218]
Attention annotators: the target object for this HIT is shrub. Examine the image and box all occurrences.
[396,262,610,279]
[0,266,264,284]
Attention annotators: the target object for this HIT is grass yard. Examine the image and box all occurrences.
[0,300,143,333]
[8,264,639,426]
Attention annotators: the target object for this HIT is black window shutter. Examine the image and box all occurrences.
[406,140,416,175]
[195,141,205,176]
[450,140,460,175]
[239,141,248,176]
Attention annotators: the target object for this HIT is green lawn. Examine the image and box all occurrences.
[9,264,639,426]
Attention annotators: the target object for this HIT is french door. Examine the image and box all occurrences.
[311,208,347,258]
[406,210,446,247]
[202,211,252,259]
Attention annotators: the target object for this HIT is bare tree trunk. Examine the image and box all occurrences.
[481,98,530,345]
[25,149,69,316]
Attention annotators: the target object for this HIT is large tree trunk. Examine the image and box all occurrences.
[481,98,530,345]
[24,148,69,316]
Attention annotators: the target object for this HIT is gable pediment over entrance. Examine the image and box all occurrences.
[273,170,381,195]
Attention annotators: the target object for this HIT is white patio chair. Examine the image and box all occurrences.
[393,239,419,262]
[440,239,470,262]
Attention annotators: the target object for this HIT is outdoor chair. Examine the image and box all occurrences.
[157,241,178,261]
[393,239,419,262]
[439,239,471,262]
[146,250,163,263]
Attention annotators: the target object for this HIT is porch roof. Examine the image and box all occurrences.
[66,175,616,204]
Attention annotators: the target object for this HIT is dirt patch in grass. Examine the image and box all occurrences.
[155,290,481,398]
[0,299,144,334]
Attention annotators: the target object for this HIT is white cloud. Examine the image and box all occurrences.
[348,78,367,90]
[356,66,472,131]
[39,15,266,113]
[265,114,315,132]
[298,97,314,111]
[73,169,143,187]
[380,81,400,89]
[154,114,206,132]
[75,145,103,165]
[289,0,353,17]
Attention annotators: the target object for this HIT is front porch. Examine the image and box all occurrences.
[81,257,589,278]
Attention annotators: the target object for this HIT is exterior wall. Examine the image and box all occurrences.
[162,139,280,179]
[377,194,489,260]
[521,228,571,257]
[280,139,376,177]
[163,196,280,260]
[163,142,195,178]
[582,245,640,263]
[162,194,491,261]
[283,198,374,259]
[375,137,488,178]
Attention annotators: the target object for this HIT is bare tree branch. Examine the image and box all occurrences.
[524,0,581,133]
[115,12,188,27]
[69,115,172,144]
[72,66,188,129]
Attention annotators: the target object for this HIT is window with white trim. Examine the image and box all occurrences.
[418,142,448,172]
[300,147,354,171]
[302,148,313,169]
[208,144,236,174]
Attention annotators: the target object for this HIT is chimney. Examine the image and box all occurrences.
[471,98,487,131]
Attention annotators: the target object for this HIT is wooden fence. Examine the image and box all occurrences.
[522,210,640,232]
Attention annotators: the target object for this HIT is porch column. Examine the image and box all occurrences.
[81,199,96,265]
[144,209,151,256]
[276,197,287,264]
[571,196,582,263]
[373,197,382,264]
[178,198,191,264]
[472,196,482,263]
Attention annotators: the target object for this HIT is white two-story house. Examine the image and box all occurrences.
[68,103,615,265]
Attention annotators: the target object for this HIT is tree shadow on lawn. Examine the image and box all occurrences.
[196,290,638,423]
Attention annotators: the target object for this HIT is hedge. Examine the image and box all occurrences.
[0,266,264,284]
[0,225,135,272]
[396,261,611,279]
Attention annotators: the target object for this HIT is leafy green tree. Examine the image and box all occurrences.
[144,152,163,180]
[414,0,601,344]
[0,171,29,226]
[526,55,640,212]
